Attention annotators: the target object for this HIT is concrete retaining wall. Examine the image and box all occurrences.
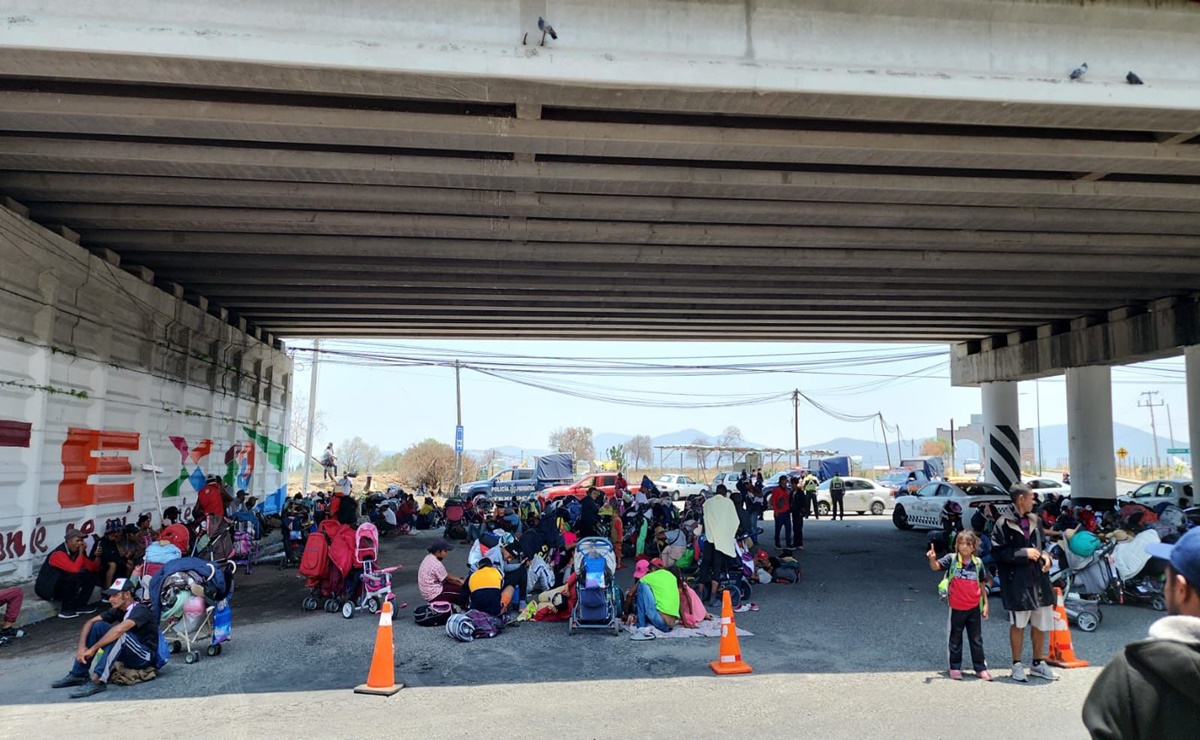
[0,202,291,583]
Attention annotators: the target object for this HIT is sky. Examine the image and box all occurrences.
[287,339,1191,460]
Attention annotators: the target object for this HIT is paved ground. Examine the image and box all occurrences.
[0,515,1160,738]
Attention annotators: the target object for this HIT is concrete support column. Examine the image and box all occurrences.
[1066,366,1117,502]
[1186,346,1200,479]
[982,382,1020,491]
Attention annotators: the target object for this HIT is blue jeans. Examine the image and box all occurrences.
[746,511,761,544]
[70,621,154,683]
[635,582,672,632]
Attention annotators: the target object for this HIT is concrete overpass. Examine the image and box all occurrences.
[0,0,1198,512]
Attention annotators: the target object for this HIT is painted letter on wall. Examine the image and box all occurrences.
[57,427,140,508]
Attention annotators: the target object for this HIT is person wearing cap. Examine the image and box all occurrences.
[34,528,100,619]
[627,559,679,640]
[50,578,160,698]
[417,539,465,605]
[991,483,1058,683]
[1083,527,1200,737]
[97,519,137,591]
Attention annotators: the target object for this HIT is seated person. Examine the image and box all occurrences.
[627,559,679,640]
[378,503,398,534]
[0,587,27,645]
[36,529,100,619]
[161,506,182,527]
[415,497,436,529]
[50,578,160,698]
[397,496,417,530]
[97,519,132,590]
[465,558,515,617]
[417,539,465,604]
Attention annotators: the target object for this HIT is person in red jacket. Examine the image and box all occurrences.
[195,476,228,519]
[41,529,100,619]
[770,475,792,550]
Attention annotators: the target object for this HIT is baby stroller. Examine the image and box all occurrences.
[149,556,235,664]
[345,523,401,618]
[688,535,753,609]
[230,519,259,574]
[569,537,621,636]
[1048,540,1114,632]
[279,510,311,569]
[444,498,468,540]
[193,514,235,562]
[299,519,359,617]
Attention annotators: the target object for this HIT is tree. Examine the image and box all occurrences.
[627,434,653,469]
[549,426,594,463]
[288,394,327,469]
[607,444,627,470]
[479,448,503,474]
[399,438,457,492]
[339,436,382,474]
[919,438,951,458]
[690,435,711,471]
[716,426,743,469]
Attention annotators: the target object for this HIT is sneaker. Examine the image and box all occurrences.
[57,610,79,620]
[69,681,107,699]
[77,606,97,616]
[51,674,89,689]
[629,627,656,641]
[0,627,22,638]
[1010,662,1028,683]
[1030,662,1059,681]
[949,669,964,680]
[977,670,993,681]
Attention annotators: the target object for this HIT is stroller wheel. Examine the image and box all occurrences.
[170,640,182,654]
[1075,611,1099,633]
[1151,596,1167,612]
[341,602,355,619]
[185,651,199,665]
[302,597,318,611]
[206,644,220,657]
[323,599,336,613]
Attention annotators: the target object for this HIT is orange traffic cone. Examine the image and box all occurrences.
[709,589,753,675]
[1046,587,1089,669]
[354,600,404,696]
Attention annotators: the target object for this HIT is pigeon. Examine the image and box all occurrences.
[1069,62,1088,80]
[1126,70,1144,85]
[538,16,557,45]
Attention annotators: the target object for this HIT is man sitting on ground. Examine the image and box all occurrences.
[466,558,515,617]
[36,529,100,619]
[0,587,27,645]
[628,559,679,640]
[50,578,160,698]
[418,539,466,605]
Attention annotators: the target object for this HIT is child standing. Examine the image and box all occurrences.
[927,530,992,681]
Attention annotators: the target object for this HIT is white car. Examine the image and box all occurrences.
[892,481,1011,531]
[655,474,709,500]
[1119,479,1194,509]
[1024,476,1071,497]
[814,477,894,516]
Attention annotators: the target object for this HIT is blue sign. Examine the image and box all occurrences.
[455,425,464,452]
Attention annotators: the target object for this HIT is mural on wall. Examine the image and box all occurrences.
[0,417,288,567]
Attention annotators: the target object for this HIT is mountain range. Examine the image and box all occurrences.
[469,422,1189,470]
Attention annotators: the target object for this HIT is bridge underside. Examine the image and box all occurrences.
[1,48,1199,343]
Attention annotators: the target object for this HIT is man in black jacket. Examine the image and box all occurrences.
[991,483,1058,683]
[1082,528,1200,738]
[576,486,602,538]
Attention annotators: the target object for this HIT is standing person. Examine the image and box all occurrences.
[829,473,847,521]
[991,483,1058,682]
[739,479,762,546]
[321,443,338,482]
[770,475,792,550]
[35,529,100,619]
[577,486,602,538]
[699,486,740,607]
[927,531,992,681]
[802,470,820,521]
[49,578,160,698]
[789,476,808,551]
[417,539,466,605]
[1082,527,1200,737]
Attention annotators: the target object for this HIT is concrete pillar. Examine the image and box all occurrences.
[1066,366,1116,501]
[1187,346,1200,479]
[982,382,1020,491]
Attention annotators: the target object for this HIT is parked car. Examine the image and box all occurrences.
[1118,479,1194,509]
[877,468,930,498]
[656,474,709,501]
[1023,476,1071,497]
[814,477,894,516]
[711,471,744,492]
[892,481,1011,531]
[539,472,622,505]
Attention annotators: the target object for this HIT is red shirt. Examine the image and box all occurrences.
[197,483,225,517]
[771,487,790,515]
[939,554,985,611]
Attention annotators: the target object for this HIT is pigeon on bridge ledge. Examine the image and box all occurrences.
[1069,62,1088,80]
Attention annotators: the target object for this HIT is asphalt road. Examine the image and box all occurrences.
[0,516,1162,738]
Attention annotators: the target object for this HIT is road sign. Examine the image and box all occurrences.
[1167,447,1189,455]
[1116,447,1128,459]
[455,425,464,453]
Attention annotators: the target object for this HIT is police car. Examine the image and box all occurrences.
[892,481,1010,531]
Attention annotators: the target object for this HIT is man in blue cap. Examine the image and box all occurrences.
[1082,527,1200,737]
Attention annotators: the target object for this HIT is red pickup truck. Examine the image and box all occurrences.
[539,472,624,505]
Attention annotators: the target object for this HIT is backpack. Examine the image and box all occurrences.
[464,609,503,639]
[298,531,330,579]
[564,498,582,525]
[414,601,455,627]
[938,554,984,600]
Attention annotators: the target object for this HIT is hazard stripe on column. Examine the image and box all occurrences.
[989,424,1020,491]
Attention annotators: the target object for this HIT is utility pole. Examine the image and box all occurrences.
[1139,390,1164,472]
[792,389,800,468]
[453,360,463,492]
[301,338,320,496]
[879,413,893,468]
[1166,404,1176,449]
[895,425,903,462]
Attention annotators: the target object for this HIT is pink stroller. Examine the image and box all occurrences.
[350,523,400,616]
